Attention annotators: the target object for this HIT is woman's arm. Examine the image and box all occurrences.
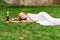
[11,18,18,21]
[27,20,36,22]
[26,17,36,22]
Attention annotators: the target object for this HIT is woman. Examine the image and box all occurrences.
[11,12,36,22]
[11,12,60,26]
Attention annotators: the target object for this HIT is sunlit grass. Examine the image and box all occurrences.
[0,6,60,40]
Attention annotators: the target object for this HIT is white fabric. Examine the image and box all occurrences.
[27,12,60,26]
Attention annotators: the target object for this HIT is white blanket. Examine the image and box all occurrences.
[27,12,60,26]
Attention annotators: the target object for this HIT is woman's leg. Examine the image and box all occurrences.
[38,12,54,19]
[53,18,60,25]
[38,12,55,21]
[37,12,57,25]
[38,12,60,25]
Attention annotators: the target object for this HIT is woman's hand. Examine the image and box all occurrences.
[11,18,18,21]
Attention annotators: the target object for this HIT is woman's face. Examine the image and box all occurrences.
[19,12,27,19]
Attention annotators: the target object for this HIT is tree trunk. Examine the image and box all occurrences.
[5,0,60,5]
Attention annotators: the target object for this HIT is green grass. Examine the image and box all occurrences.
[0,6,60,40]
[0,0,60,40]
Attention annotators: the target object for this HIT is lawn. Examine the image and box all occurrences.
[0,0,60,40]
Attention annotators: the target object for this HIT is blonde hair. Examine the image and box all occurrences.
[18,12,27,20]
